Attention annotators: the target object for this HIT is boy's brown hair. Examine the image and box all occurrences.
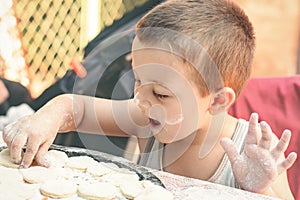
[135,0,255,97]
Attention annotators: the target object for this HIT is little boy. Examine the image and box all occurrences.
[3,0,297,199]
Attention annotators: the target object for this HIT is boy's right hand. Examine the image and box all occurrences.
[2,110,60,168]
[2,94,78,168]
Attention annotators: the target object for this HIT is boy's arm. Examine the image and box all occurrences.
[2,94,148,168]
[75,94,149,136]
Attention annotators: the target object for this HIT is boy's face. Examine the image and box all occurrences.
[131,38,212,143]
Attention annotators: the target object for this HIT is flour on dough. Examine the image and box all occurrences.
[0,165,23,183]
[20,166,59,184]
[45,149,68,168]
[65,155,97,171]
[78,181,118,200]
[99,172,140,187]
[0,148,19,168]
[0,182,37,199]
[119,180,144,199]
[40,180,77,199]
[86,161,115,177]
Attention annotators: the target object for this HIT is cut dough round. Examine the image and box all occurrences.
[100,172,140,187]
[0,165,23,183]
[0,182,37,199]
[134,185,173,200]
[78,181,118,200]
[119,180,144,199]
[20,166,57,184]
[140,180,156,188]
[45,150,68,168]
[0,148,19,168]
[86,162,115,177]
[40,180,77,199]
[65,155,97,171]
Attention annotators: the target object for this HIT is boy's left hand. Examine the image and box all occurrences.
[221,113,297,193]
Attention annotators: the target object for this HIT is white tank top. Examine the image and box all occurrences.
[138,119,249,188]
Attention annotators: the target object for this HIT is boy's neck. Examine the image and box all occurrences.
[163,114,239,180]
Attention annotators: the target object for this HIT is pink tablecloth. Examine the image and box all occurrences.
[153,170,278,200]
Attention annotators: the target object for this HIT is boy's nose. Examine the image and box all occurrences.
[134,92,151,114]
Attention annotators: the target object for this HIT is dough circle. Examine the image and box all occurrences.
[78,181,118,200]
[45,149,68,168]
[20,166,56,184]
[40,180,77,198]
[0,148,19,168]
[65,155,97,171]
[119,180,144,199]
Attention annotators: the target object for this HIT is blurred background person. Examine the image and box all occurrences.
[0,77,32,116]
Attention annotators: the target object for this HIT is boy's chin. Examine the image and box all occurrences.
[153,135,173,144]
[153,129,196,144]
[153,132,181,144]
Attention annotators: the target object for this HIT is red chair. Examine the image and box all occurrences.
[229,75,300,200]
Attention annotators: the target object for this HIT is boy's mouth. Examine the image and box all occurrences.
[149,118,161,128]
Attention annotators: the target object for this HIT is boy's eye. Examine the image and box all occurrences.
[153,91,169,99]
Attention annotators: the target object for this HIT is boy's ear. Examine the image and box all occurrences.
[209,87,236,115]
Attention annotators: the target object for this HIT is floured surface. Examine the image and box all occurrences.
[0,146,170,199]
[154,170,280,200]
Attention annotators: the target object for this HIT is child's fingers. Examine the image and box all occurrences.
[9,131,27,164]
[35,142,52,168]
[245,113,259,145]
[271,130,291,161]
[220,137,239,164]
[277,152,297,174]
[258,121,272,150]
[20,137,40,168]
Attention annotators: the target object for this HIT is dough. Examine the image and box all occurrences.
[0,165,23,183]
[140,180,156,188]
[99,172,140,187]
[78,181,118,200]
[40,180,77,199]
[20,166,58,184]
[0,182,37,199]
[134,185,173,200]
[86,162,115,177]
[65,155,97,171]
[45,149,68,168]
[0,148,39,167]
[119,180,144,199]
[0,148,19,168]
